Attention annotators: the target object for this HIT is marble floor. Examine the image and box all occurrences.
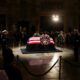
[0,46,80,80]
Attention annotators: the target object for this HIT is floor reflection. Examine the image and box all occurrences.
[12,46,76,80]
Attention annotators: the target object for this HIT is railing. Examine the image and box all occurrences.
[16,55,61,79]
[16,55,80,80]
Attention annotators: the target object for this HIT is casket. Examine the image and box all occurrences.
[26,36,55,51]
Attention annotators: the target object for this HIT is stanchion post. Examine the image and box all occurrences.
[59,56,62,80]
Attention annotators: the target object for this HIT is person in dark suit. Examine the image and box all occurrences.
[72,29,80,62]
[2,47,22,80]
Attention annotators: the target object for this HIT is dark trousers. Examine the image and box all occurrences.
[74,46,79,62]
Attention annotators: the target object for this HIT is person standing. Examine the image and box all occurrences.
[2,47,23,80]
[57,31,65,48]
[72,29,80,62]
[1,30,9,48]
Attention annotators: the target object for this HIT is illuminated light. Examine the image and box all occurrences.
[52,14,60,22]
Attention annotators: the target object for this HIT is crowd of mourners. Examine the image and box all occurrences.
[0,28,80,48]
[0,28,80,80]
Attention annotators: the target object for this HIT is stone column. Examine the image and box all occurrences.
[35,16,40,32]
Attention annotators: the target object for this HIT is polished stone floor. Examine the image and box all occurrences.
[0,46,80,80]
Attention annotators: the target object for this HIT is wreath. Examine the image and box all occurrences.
[40,34,50,45]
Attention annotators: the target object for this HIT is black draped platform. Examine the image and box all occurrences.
[21,47,62,54]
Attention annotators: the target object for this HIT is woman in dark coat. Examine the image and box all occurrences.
[2,47,22,80]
